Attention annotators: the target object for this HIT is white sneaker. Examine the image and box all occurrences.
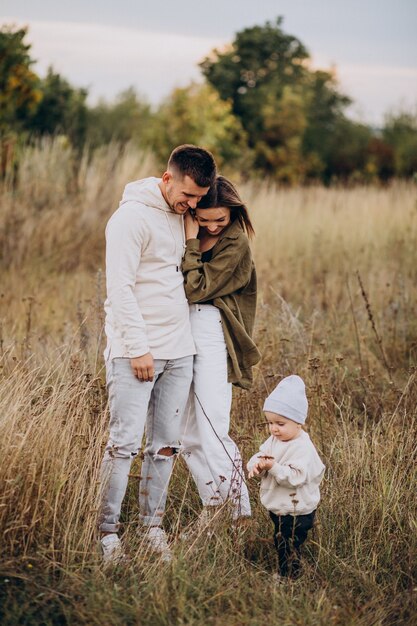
[145,527,172,562]
[100,533,127,566]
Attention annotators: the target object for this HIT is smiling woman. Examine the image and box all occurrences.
[195,207,231,236]
[181,175,261,524]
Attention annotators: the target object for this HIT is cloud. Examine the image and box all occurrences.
[311,55,417,124]
[2,17,416,122]
[2,17,225,103]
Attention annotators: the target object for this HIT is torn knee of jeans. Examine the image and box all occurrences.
[153,445,180,460]
[108,444,138,459]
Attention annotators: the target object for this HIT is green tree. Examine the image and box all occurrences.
[0,25,41,136]
[201,17,308,145]
[86,87,152,149]
[201,17,358,182]
[323,118,372,182]
[302,69,351,180]
[366,137,395,182]
[254,86,307,182]
[201,17,311,181]
[383,111,417,177]
[27,67,88,148]
[149,83,251,175]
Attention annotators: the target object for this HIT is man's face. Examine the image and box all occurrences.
[162,172,210,215]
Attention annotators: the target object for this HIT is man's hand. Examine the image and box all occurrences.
[248,456,275,478]
[130,353,154,382]
[184,210,199,240]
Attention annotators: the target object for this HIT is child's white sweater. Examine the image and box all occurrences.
[247,431,325,516]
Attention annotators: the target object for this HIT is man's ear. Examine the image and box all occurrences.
[161,171,172,184]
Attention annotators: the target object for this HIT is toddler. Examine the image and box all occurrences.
[247,375,325,578]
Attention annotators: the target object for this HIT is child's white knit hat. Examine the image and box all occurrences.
[263,375,308,424]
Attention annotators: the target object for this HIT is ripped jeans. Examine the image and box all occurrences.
[99,356,193,533]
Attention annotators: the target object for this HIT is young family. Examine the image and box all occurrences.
[99,145,325,579]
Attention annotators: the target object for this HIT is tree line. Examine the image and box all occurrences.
[1,18,416,184]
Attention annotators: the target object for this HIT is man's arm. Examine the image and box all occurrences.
[106,206,154,380]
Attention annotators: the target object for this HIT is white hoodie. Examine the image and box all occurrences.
[247,431,325,516]
[104,177,195,361]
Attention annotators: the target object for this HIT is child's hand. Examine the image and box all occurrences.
[248,456,275,478]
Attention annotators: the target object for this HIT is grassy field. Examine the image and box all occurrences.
[1,140,416,625]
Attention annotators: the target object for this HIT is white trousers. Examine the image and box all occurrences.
[182,304,251,518]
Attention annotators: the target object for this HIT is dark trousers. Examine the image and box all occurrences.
[269,510,316,578]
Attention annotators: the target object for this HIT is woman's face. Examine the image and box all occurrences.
[195,207,231,236]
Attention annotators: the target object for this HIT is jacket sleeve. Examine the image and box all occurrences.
[247,440,271,476]
[268,459,309,488]
[182,236,252,303]
[105,206,150,358]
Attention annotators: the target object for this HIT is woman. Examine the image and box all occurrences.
[181,176,261,523]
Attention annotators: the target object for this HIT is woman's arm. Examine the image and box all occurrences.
[182,235,253,303]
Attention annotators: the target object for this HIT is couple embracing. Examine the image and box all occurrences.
[99,145,261,563]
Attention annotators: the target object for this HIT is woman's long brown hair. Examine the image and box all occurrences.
[197,176,255,238]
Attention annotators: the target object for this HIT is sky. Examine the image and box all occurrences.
[2,0,417,125]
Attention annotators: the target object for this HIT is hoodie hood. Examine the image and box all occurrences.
[120,176,172,212]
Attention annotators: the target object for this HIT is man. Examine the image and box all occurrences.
[99,145,217,564]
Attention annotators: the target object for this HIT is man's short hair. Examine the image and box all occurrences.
[167,144,217,188]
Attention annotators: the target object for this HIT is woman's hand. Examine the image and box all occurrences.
[184,210,199,240]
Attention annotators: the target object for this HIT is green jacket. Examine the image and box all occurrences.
[182,219,261,389]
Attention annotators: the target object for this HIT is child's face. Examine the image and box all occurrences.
[265,412,302,442]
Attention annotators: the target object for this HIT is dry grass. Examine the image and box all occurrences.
[0,140,416,625]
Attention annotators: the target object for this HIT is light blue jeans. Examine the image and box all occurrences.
[99,356,193,533]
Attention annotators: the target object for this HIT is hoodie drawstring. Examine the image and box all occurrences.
[164,211,185,272]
